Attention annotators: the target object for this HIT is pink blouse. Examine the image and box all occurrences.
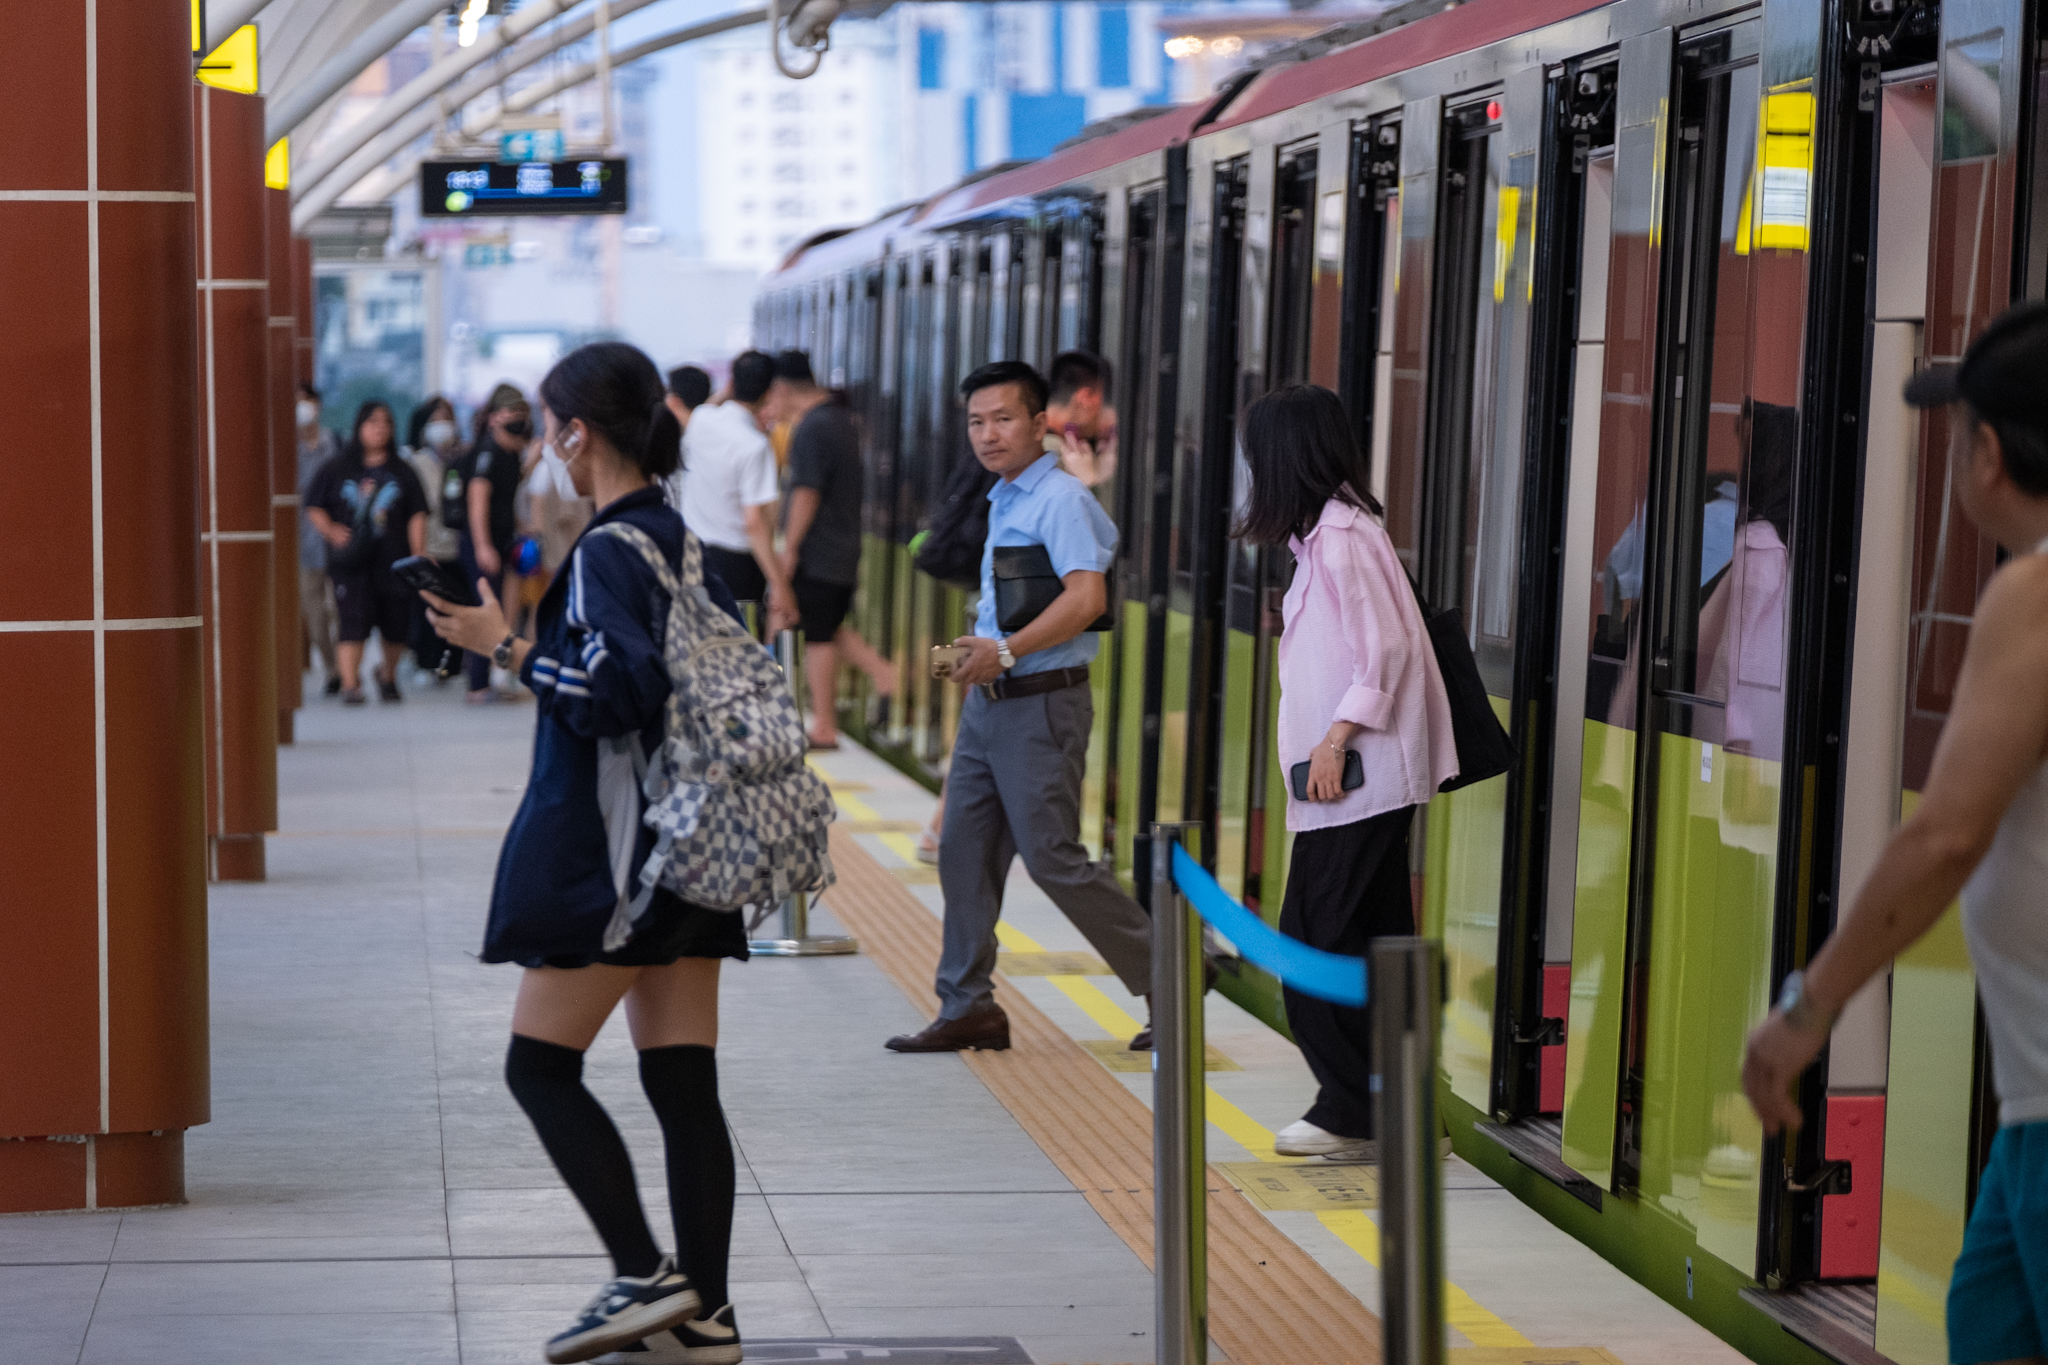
[1279,498,1459,831]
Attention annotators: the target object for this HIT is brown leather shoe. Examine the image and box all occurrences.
[885,1004,1010,1052]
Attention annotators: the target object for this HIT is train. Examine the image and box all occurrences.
[752,0,2043,1362]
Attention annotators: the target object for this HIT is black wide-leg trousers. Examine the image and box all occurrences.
[1277,805,1418,1140]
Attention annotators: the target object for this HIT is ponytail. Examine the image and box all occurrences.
[642,399,682,479]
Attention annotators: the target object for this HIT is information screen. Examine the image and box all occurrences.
[419,159,628,217]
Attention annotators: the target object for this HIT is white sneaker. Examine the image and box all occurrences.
[595,1305,742,1364]
[1274,1119,1376,1162]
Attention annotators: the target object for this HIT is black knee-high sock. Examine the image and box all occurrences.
[638,1044,735,1311]
[505,1034,663,1278]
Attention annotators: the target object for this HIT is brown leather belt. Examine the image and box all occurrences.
[981,665,1091,701]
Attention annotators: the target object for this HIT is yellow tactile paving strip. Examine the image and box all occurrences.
[820,825,1386,1365]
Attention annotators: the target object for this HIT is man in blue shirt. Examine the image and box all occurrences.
[886,361,1153,1053]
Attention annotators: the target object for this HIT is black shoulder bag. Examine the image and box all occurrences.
[1407,575,1515,793]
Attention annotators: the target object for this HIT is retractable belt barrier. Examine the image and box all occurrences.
[1149,823,1445,1365]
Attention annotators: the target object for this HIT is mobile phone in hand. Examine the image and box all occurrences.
[392,555,477,606]
[930,644,972,679]
[1288,748,1365,802]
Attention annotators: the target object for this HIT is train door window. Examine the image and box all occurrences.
[1004,228,1026,360]
[1341,117,1401,475]
[1180,158,1249,595]
[1036,222,1063,367]
[1270,144,1318,386]
[1120,191,1161,603]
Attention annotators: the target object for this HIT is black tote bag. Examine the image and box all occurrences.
[991,544,1113,634]
[1408,578,1515,793]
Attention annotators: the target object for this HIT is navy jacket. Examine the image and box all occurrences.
[482,486,744,964]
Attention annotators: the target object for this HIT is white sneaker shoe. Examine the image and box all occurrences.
[595,1305,742,1364]
[1273,1119,1376,1162]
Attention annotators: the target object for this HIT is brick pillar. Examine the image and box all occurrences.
[194,85,278,883]
[0,0,208,1214]
[266,188,300,744]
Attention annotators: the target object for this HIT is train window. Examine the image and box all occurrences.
[1181,157,1249,592]
[1340,117,1400,467]
[1269,144,1318,386]
[1036,222,1062,368]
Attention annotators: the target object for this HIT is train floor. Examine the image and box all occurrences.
[0,672,1748,1365]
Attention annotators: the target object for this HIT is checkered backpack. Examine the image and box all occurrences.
[588,521,835,941]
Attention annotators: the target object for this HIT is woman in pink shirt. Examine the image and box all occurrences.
[1237,384,1459,1161]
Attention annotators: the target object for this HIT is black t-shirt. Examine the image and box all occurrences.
[470,436,530,553]
[306,453,428,577]
[785,402,864,586]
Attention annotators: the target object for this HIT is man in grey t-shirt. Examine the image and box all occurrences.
[768,350,894,748]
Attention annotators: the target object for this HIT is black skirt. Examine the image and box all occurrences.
[516,889,751,970]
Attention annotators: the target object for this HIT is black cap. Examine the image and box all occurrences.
[1903,301,2048,438]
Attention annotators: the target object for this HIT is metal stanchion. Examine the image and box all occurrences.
[1151,822,1207,1365]
[1372,936,1445,1365]
[751,628,856,957]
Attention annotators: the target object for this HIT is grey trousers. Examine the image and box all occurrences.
[935,681,1152,1019]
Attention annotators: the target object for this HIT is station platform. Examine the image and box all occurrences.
[1,680,1751,1365]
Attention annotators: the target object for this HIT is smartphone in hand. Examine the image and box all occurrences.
[930,644,972,680]
[392,555,478,606]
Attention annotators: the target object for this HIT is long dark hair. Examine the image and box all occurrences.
[344,400,396,465]
[1232,382,1383,546]
[538,342,682,481]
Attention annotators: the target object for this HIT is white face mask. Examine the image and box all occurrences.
[295,400,318,428]
[422,419,457,450]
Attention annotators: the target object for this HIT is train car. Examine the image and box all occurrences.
[755,0,2046,1362]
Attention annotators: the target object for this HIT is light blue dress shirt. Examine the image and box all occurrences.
[974,452,1118,676]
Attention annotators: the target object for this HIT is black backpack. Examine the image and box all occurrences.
[913,454,999,592]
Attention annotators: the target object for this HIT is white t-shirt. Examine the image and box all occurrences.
[666,402,777,552]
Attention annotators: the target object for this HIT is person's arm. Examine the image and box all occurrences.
[950,569,1106,687]
[407,511,426,557]
[781,486,820,577]
[743,501,797,632]
[305,506,350,549]
[469,477,499,574]
[1743,554,2048,1133]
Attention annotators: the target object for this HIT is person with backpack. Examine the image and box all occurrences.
[1232,383,1459,1162]
[420,342,760,1365]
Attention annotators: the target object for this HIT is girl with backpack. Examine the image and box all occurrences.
[422,342,749,1365]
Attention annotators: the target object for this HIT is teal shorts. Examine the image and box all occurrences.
[1948,1120,2048,1363]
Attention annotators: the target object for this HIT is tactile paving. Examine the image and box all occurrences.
[820,826,1386,1365]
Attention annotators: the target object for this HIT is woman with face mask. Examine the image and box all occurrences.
[418,342,748,1365]
[460,383,539,703]
[404,396,465,677]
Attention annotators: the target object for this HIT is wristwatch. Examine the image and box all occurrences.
[995,636,1016,671]
[1775,970,1836,1036]
[491,634,517,669]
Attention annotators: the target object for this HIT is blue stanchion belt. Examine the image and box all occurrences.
[1168,843,1368,1007]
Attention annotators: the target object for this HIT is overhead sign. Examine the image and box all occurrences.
[420,159,628,217]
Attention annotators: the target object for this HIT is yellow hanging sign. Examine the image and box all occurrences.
[265,138,290,191]
[191,0,205,54]
[197,24,258,96]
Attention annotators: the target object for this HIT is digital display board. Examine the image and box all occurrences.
[420,159,628,217]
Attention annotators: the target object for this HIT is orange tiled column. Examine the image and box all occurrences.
[268,186,301,744]
[0,1,209,1214]
[194,85,278,883]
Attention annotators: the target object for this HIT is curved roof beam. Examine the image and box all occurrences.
[315,9,770,221]
[265,0,462,146]
[205,0,272,54]
[282,0,636,181]
[288,0,667,226]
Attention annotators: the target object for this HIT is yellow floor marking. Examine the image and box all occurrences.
[1220,1161,1377,1210]
[1000,950,1114,976]
[1317,1213,1531,1348]
[1083,1038,1240,1073]
[851,816,1530,1350]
